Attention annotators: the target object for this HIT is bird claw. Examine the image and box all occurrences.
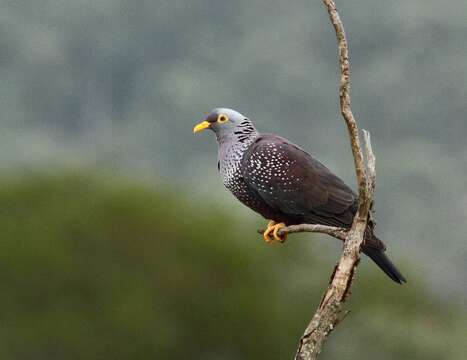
[263,221,287,243]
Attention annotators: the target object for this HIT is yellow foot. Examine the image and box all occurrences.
[263,220,287,243]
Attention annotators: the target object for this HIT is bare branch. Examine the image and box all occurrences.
[258,224,347,241]
[363,129,376,197]
[292,2,377,359]
[278,224,347,240]
[325,0,368,204]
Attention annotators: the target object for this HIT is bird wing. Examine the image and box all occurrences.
[241,134,357,227]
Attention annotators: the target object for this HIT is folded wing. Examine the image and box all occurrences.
[241,134,357,228]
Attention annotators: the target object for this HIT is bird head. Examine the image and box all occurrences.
[193,108,257,141]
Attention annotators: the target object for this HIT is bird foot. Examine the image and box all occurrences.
[263,221,287,243]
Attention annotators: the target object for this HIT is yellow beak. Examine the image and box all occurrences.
[193,120,211,133]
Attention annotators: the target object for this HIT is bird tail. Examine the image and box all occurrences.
[362,244,407,284]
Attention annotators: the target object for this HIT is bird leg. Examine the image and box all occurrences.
[263,220,287,243]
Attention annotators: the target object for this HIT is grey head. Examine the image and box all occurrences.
[193,108,258,144]
[194,108,260,198]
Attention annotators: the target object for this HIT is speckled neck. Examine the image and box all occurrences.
[217,130,259,168]
[217,129,258,189]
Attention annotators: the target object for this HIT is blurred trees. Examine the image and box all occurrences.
[1,0,466,303]
[0,174,465,360]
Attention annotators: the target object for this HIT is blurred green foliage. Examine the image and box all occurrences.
[0,174,465,360]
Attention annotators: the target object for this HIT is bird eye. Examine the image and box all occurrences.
[217,114,229,123]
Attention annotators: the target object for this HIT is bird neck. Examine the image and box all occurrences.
[216,129,258,149]
[217,129,259,171]
[216,120,259,144]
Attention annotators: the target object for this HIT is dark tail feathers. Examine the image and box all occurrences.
[362,246,407,284]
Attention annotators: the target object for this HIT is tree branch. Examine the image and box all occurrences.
[255,2,376,358]
[287,2,377,359]
[257,224,348,241]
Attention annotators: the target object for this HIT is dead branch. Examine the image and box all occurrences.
[257,224,347,241]
[254,2,376,358]
[286,1,376,359]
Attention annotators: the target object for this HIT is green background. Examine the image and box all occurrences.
[0,174,465,359]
